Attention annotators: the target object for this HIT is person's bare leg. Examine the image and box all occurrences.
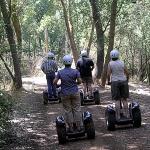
[68,123,73,131]
[115,100,120,120]
[122,98,129,118]
[88,83,93,98]
[83,83,86,95]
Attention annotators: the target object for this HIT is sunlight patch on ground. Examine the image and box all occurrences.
[26,128,34,133]
[47,112,57,115]
[102,133,113,137]
[128,145,139,149]
[89,146,104,150]
[130,89,150,96]
[36,133,47,137]
[22,76,47,91]
[11,117,30,123]
[129,83,150,96]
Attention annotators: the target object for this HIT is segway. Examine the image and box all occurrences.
[80,82,100,106]
[105,100,142,131]
[56,111,95,144]
[43,87,61,105]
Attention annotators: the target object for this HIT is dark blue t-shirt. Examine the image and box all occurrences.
[56,67,80,96]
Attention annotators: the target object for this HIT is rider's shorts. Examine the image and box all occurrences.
[81,77,93,84]
[111,80,129,100]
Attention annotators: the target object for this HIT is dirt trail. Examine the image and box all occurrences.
[4,69,150,150]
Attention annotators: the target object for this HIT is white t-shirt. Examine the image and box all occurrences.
[109,60,127,81]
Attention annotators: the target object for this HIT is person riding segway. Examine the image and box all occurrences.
[41,51,59,104]
[76,50,100,105]
[54,55,95,144]
[105,49,141,130]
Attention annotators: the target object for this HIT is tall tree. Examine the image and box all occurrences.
[89,0,104,79]
[0,0,22,89]
[60,0,79,63]
[101,0,118,87]
[11,0,22,65]
[87,21,94,56]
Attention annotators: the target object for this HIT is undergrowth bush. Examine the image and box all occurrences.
[0,90,13,147]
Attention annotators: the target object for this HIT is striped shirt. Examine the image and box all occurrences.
[41,58,58,74]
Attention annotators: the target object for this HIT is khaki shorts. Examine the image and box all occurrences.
[111,80,129,100]
[61,93,82,124]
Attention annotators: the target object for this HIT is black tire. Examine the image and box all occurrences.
[132,108,141,128]
[94,90,100,105]
[105,110,116,131]
[43,91,48,105]
[80,92,84,106]
[85,119,95,139]
[56,125,67,144]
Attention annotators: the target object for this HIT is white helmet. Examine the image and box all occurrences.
[80,50,87,57]
[63,55,73,65]
[48,52,55,58]
[110,49,119,59]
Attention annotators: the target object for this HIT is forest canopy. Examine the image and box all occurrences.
[0,0,149,90]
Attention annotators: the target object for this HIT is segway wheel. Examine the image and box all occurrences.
[80,91,84,106]
[132,108,141,128]
[56,125,67,144]
[85,119,95,139]
[105,110,116,131]
[43,91,48,105]
[94,90,100,105]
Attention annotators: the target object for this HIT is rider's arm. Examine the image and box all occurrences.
[76,61,80,70]
[76,77,82,85]
[54,61,58,72]
[124,66,129,81]
[91,64,94,70]
[53,78,59,85]
[53,71,60,85]
[90,60,94,70]
[107,64,111,85]
[76,70,82,84]
[41,61,46,73]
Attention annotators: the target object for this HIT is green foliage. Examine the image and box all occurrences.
[0,90,13,146]
[0,0,149,83]
[0,90,12,128]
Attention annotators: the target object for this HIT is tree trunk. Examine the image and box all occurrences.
[0,0,22,89]
[11,0,22,64]
[45,27,48,53]
[0,54,15,81]
[101,0,118,87]
[89,0,104,79]
[60,0,79,63]
[87,21,94,56]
